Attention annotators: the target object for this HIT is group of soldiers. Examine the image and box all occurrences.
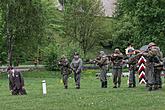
[58,52,83,89]
[58,42,164,91]
[6,42,164,95]
[93,42,164,91]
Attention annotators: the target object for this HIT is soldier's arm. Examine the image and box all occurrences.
[70,60,74,70]
[77,59,83,72]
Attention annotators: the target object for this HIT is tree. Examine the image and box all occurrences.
[63,0,104,58]
[112,0,165,53]
[0,0,45,66]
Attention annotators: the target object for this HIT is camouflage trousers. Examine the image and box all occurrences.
[112,68,122,87]
[146,63,155,86]
[154,69,162,86]
[74,72,81,88]
[100,67,108,83]
[62,74,69,88]
[129,68,136,86]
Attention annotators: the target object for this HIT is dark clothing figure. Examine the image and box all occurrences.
[70,55,83,89]
[125,45,138,88]
[111,49,123,88]
[127,55,139,88]
[58,57,71,89]
[95,51,109,88]
[8,69,27,95]
[143,43,162,91]
[153,47,163,89]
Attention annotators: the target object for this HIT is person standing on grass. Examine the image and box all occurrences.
[95,51,109,88]
[70,52,83,89]
[125,43,137,88]
[111,48,123,88]
[7,66,27,95]
[58,55,71,89]
[146,42,163,90]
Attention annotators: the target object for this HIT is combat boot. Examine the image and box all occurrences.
[133,84,136,88]
[153,85,158,90]
[128,84,132,88]
[113,85,117,88]
[118,82,121,88]
[104,81,107,88]
[148,85,152,91]
[64,86,68,89]
[158,85,162,89]
[76,86,80,89]
[101,82,104,88]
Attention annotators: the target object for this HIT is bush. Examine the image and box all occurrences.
[43,43,59,71]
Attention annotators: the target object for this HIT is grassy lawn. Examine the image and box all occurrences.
[0,70,165,110]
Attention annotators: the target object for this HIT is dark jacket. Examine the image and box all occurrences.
[9,70,24,90]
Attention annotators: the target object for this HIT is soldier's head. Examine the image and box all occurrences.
[148,42,156,49]
[7,66,14,74]
[128,42,133,47]
[61,55,66,59]
[114,48,120,54]
[74,52,79,60]
[99,51,105,56]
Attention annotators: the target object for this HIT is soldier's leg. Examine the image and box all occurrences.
[153,69,159,90]
[112,68,118,88]
[63,74,68,89]
[132,69,136,88]
[100,69,105,88]
[100,68,107,88]
[147,64,155,91]
[74,72,77,83]
[128,69,134,88]
[76,72,81,89]
[158,70,162,88]
[117,68,122,88]
[104,69,108,88]
[145,67,149,87]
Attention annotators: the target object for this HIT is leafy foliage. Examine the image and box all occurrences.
[113,0,165,53]
[63,0,104,58]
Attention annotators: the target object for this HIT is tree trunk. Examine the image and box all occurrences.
[6,3,14,66]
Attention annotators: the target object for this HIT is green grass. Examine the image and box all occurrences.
[0,71,165,110]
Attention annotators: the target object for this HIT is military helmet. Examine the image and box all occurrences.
[114,48,120,53]
[74,52,79,56]
[61,55,66,59]
[99,51,105,56]
[148,42,156,48]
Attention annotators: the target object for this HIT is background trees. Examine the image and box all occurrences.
[112,0,165,53]
[0,0,164,67]
[63,0,105,58]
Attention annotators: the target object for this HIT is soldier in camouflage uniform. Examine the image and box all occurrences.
[127,53,140,88]
[70,52,83,89]
[125,44,138,88]
[111,48,123,88]
[148,42,163,90]
[143,42,162,91]
[95,51,109,88]
[58,55,71,89]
